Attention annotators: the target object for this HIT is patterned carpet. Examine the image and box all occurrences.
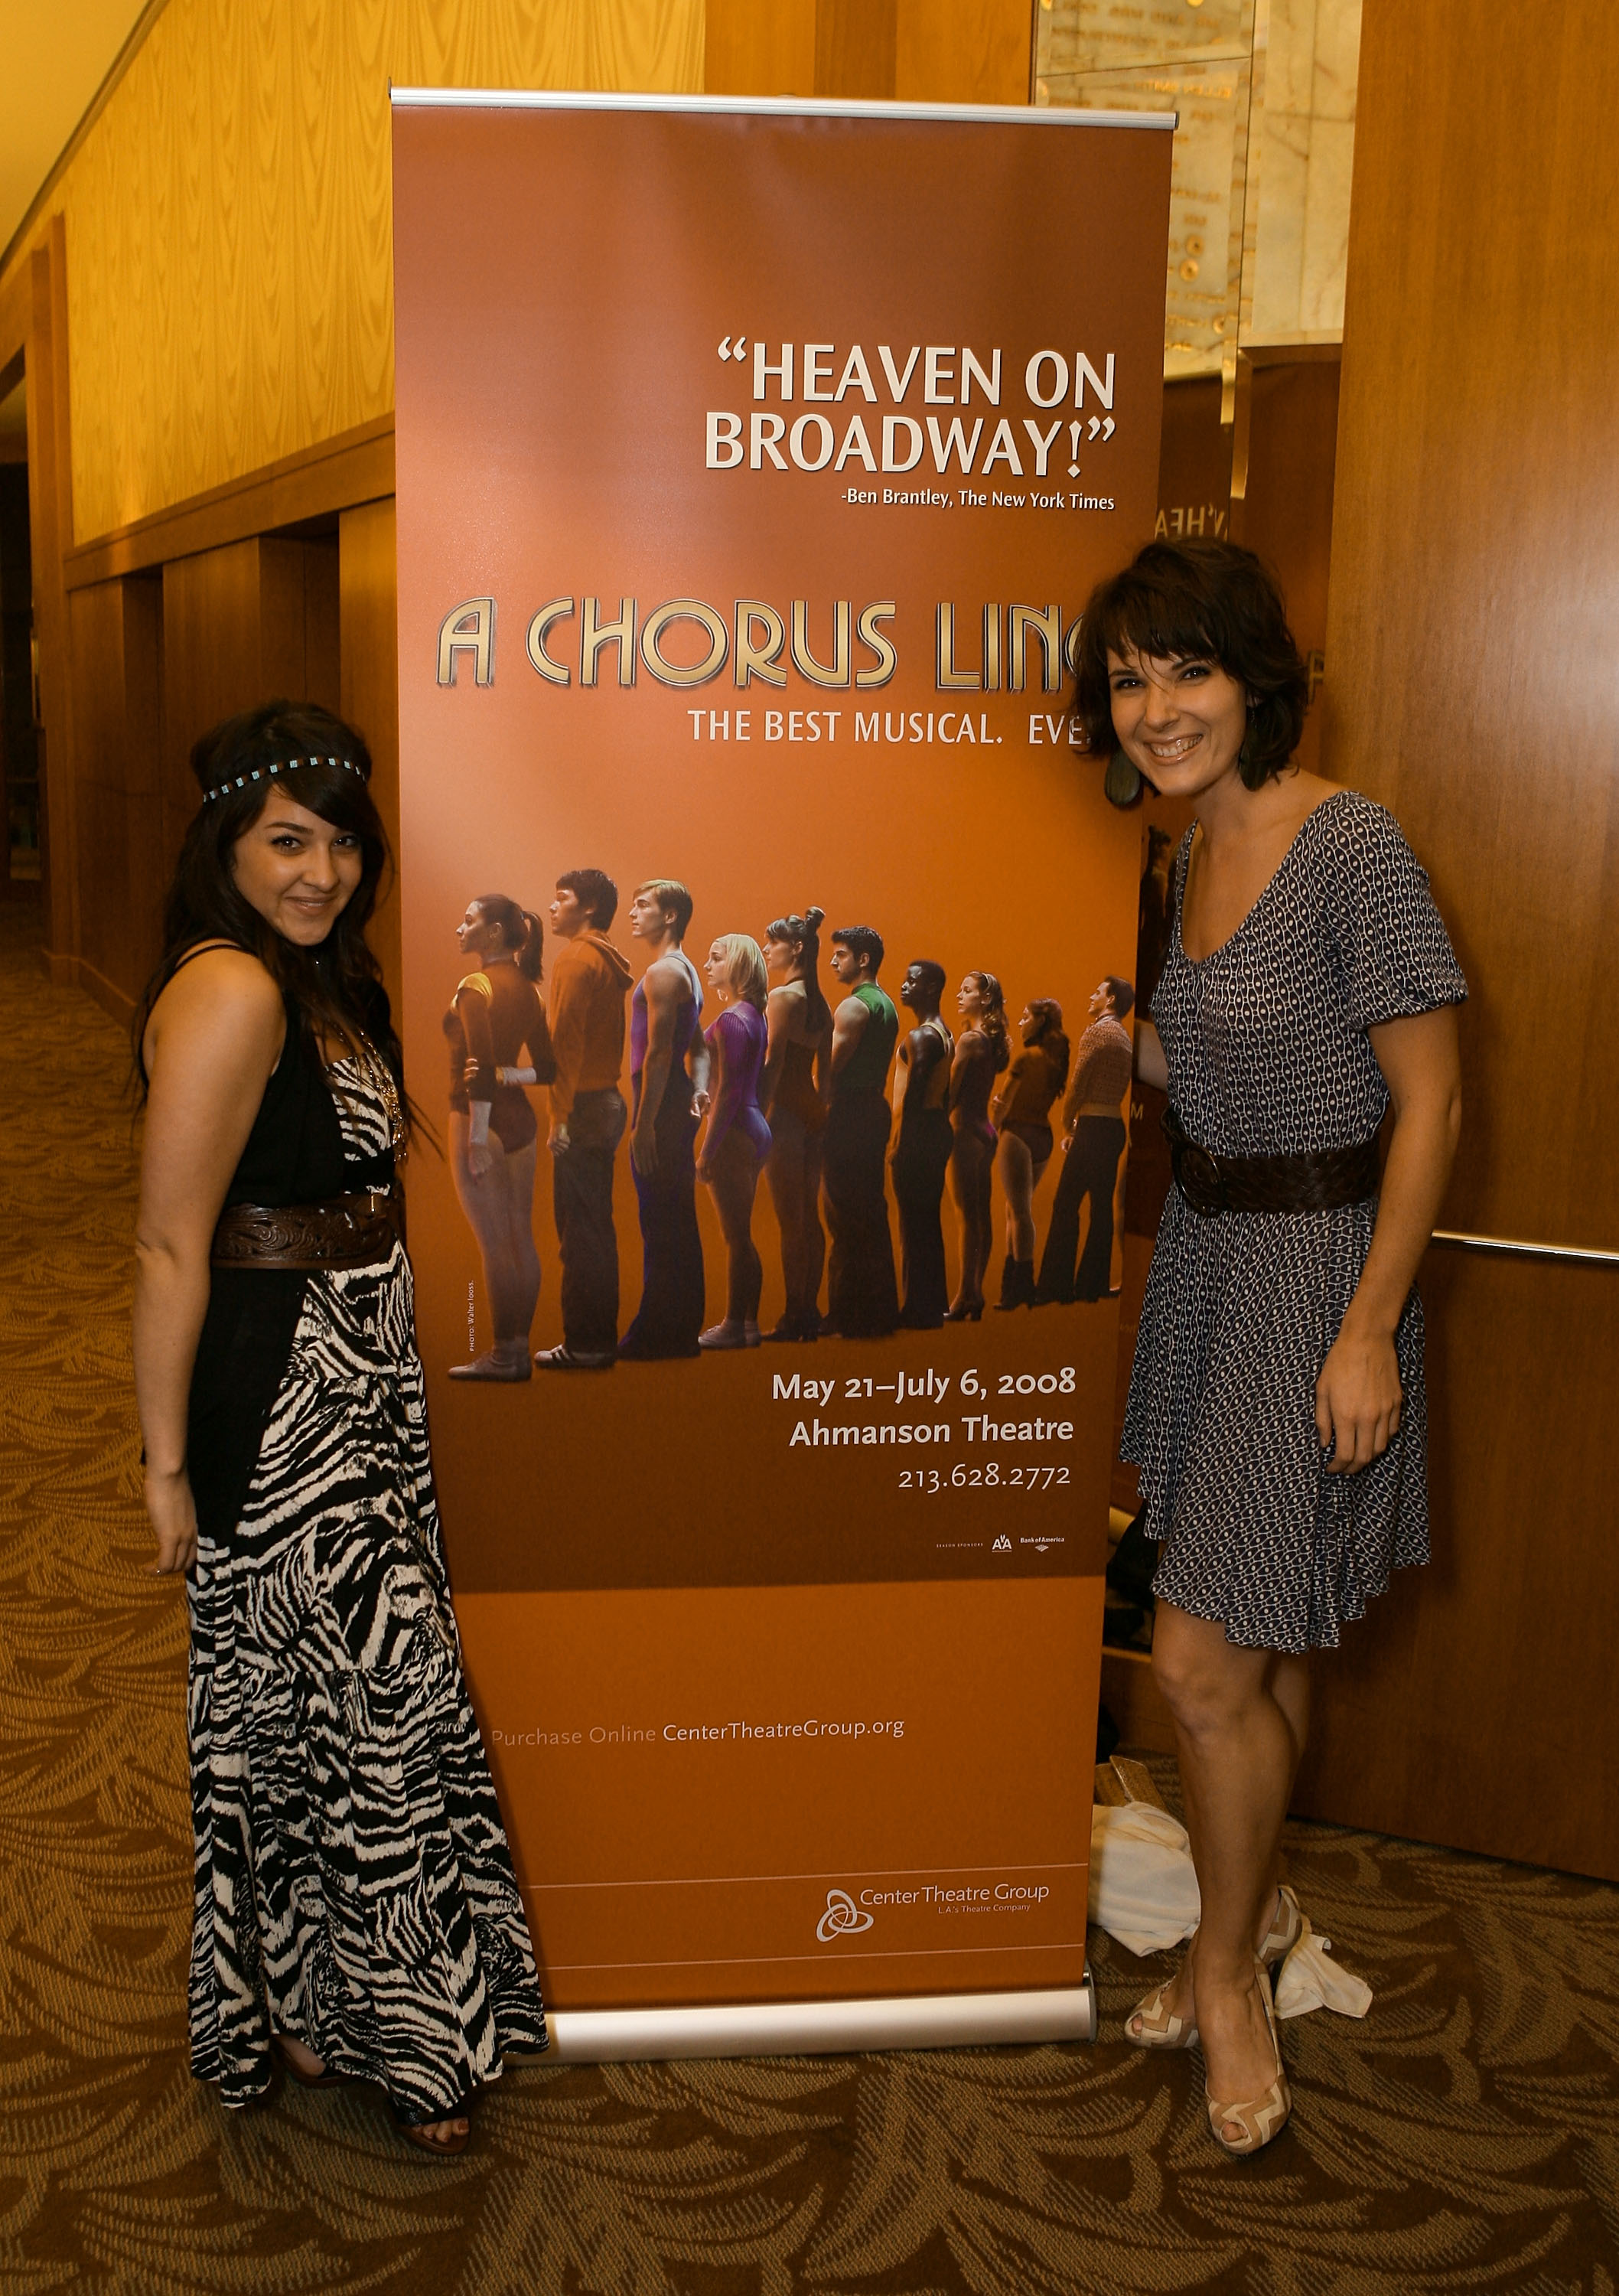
[2,899,1616,2296]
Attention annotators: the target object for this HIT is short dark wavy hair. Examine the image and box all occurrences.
[1073,540,1308,789]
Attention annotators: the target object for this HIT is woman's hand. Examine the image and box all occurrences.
[1314,1323,1402,1473]
[467,1138,499,1181]
[145,1466,199,1575]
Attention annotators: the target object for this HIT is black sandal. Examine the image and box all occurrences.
[391,2094,475,2157]
[271,2034,350,2090]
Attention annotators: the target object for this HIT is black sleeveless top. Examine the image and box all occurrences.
[184,965,399,1544]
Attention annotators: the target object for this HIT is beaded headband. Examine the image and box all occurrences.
[202,754,368,804]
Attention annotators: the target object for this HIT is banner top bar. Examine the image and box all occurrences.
[389,86,1177,132]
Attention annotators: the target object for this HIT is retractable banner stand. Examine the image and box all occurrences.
[392,91,1171,2056]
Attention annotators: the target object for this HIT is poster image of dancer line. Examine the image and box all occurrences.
[1038,977,1137,1306]
[444,895,555,1382]
[442,872,1136,1376]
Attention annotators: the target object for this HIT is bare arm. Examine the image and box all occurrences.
[1315,1003,1462,1474]
[828,994,867,1081]
[631,962,682,1176]
[458,983,499,1176]
[1134,1019,1169,1095]
[134,954,286,1574]
[760,983,795,1117]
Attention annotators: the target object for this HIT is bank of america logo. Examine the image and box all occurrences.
[816,1888,875,1942]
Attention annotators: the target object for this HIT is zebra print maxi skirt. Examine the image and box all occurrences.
[186,1243,546,2116]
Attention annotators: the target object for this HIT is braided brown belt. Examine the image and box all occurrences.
[1163,1107,1381,1218]
[210,1190,403,1271]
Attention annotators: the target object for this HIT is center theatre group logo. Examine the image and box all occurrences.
[816,1888,875,1943]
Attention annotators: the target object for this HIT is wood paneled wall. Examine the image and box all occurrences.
[704,0,1032,103]
[704,0,815,96]
[161,536,339,871]
[1232,354,1339,776]
[1295,0,1619,1879]
[339,497,402,1016]
[68,572,163,1009]
[8,0,703,550]
[895,0,1031,105]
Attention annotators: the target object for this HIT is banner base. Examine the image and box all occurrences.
[545,1975,1096,2062]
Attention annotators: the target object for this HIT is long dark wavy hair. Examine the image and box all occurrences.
[1073,539,1308,789]
[132,701,408,1125]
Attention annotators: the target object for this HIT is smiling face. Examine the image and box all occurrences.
[231,797,363,946]
[1106,647,1249,798]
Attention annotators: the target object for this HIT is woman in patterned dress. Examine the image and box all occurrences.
[133,702,546,2156]
[1077,542,1465,2156]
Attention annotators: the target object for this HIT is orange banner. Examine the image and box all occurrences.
[392,92,1170,2018]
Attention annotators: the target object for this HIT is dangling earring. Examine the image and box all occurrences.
[1104,749,1143,806]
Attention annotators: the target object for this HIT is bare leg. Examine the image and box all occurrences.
[705,1135,764,1326]
[802,1131,826,1323]
[969,1148,994,1303]
[494,1140,541,1342]
[1148,1603,1295,2132]
[451,1120,539,1353]
[767,1117,822,1329]
[948,1132,992,1313]
[996,1131,1035,1261]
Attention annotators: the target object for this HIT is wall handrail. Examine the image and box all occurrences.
[1430,1230,1619,1268]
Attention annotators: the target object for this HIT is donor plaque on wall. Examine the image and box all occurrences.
[391,89,1171,2048]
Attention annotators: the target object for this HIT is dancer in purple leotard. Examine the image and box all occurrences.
[696,934,772,1349]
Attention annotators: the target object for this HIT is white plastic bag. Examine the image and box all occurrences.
[1274,1916,1373,2020]
[1088,1805,1376,2020]
[1087,1800,1201,1956]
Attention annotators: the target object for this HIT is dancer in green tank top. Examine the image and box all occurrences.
[823,927,901,1336]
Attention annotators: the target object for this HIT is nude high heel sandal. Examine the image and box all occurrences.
[1127,1884,1301,2052]
[1206,1959,1292,2157]
[1259,1883,1304,1973]
[1125,1975,1198,2050]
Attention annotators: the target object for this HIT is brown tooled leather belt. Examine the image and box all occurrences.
[210,1190,403,1270]
[1163,1107,1381,1217]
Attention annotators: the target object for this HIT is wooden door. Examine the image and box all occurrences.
[1295,0,1619,1879]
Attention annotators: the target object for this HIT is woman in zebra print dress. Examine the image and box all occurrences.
[134,702,546,2156]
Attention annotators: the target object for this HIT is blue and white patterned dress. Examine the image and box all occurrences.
[1122,790,1467,1652]
[187,1052,546,2117]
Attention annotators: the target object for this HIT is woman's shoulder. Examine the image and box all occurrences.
[143,944,284,1078]
[454,968,494,1000]
[155,942,282,1021]
[1299,784,1431,885]
[1301,781,1406,845]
